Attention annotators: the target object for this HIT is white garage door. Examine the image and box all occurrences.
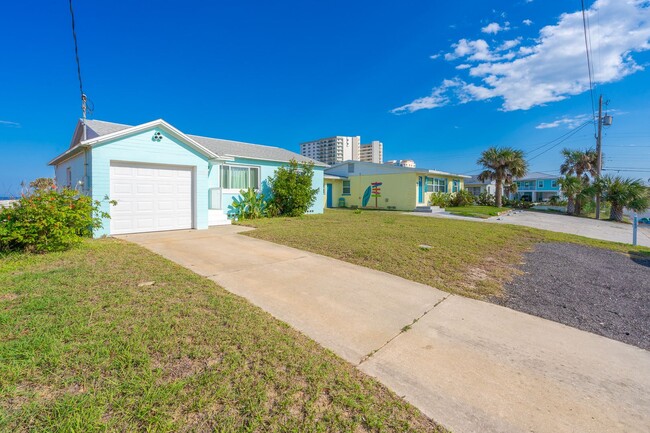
[110,162,193,235]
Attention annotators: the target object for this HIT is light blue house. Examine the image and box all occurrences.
[49,119,325,236]
[510,172,561,202]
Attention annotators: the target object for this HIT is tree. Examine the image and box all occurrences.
[477,147,528,208]
[596,175,649,222]
[29,177,56,191]
[559,148,599,180]
[559,148,599,215]
[558,175,584,216]
[268,159,319,217]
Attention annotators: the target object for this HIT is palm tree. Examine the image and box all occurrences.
[559,148,599,215]
[558,175,583,215]
[477,147,528,207]
[559,148,599,180]
[596,175,649,222]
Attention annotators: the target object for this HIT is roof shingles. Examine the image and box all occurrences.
[81,119,322,166]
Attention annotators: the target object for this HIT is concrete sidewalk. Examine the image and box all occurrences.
[123,226,650,433]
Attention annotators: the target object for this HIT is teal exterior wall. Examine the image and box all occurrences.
[91,127,210,237]
[214,157,324,216]
[515,178,559,192]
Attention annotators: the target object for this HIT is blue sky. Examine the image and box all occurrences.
[1,0,649,195]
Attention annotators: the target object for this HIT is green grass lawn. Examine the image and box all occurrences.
[240,209,650,299]
[444,205,508,219]
[0,240,445,432]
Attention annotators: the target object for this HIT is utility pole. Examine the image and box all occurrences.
[595,95,603,220]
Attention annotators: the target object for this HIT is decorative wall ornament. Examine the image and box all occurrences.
[152,131,163,142]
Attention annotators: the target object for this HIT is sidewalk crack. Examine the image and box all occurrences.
[358,293,452,365]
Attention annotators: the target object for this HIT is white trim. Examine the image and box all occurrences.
[221,163,262,190]
[108,161,196,235]
[50,119,219,166]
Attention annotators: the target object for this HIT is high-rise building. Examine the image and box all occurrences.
[300,136,360,166]
[359,140,383,164]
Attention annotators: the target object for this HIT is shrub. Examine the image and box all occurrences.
[429,192,451,207]
[230,188,268,220]
[475,192,496,206]
[268,159,319,217]
[510,199,534,209]
[450,190,475,207]
[0,187,112,253]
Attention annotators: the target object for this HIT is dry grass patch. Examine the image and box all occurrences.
[0,240,446,432]
[239,209,650,299]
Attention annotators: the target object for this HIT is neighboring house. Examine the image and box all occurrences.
[49,119,325,237]
[464,175,501,197]
[323,161,469,210]
[510,172,561,202]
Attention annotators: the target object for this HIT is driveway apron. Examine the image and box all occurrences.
[123,226,650,433]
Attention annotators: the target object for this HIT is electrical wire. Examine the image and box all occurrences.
[69,0,84,101]
[581,0,597,135]
[527,121,593,162]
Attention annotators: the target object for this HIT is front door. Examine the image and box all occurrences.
[418,176,423,204]
[326,183,333,208]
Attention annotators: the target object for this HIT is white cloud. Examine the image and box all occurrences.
[0,120,20,128]
[392,0,650,113]
[481,22,509,34]
[523,19,533,26]
[391,79,463,114]
[535,114,592,129]
[430,53,441,59]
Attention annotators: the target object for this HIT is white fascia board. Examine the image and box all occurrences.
[79,119,220,159]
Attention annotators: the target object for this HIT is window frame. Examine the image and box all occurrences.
[66,167,72,188]
[425,177,447,193]
[342,180,351,195]
[221,164,261,191]
[538,180,544,189]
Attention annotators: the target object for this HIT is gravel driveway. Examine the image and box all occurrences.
[493,243,650,350]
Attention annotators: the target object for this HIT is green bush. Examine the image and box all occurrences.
[451,190,475,207]
[0,188,112,253]
[428,192,452,207]
[476,192,496,206]
[268,159,319,217]
[230,188,268,220]
[510,199,534,209]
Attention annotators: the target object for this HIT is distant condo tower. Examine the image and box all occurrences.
[385,159,416,168]
[300,136,382,165]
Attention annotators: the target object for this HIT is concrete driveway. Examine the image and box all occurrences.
[122,226,650,433]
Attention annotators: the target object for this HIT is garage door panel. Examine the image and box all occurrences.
[110,163,193,235]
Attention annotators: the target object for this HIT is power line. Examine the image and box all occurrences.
[580,0,597,135]
[68,0,84,100]
[527,121,593,162]
[524,120,592,156]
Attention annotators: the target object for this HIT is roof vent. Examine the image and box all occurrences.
[152,131,163,142]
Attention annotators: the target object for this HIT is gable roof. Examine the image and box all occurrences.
[325,160,471,179]
[515,172,559,181]
[51,119,324,167]
[187,134,323,165]
[464,175,495,185]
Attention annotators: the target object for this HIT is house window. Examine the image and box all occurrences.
[452,179,459,193]
[66,167,72,188]
[425,178,447,193]
[342,180,351,195]
[221,165,260,190]
[538,180,544,188]
[551,180,558,188]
